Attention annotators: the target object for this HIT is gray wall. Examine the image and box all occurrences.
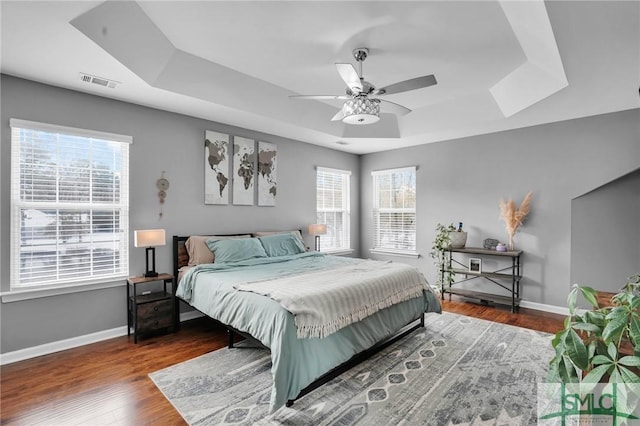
[360,108,639,308]
[571,169,640,291]
[0,75,360,353]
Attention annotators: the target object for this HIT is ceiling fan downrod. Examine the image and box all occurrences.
[353,48,368,80]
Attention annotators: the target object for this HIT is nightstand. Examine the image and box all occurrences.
[126,273,177,343]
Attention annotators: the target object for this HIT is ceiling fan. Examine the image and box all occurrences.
[290,48,437,125]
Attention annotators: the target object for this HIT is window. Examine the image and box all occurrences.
[316,167,351,252]
[10,119,131,291]
[372,166,417,256]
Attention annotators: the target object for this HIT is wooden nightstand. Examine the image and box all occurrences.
[126,273,177,343]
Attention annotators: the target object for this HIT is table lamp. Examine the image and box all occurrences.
[308,224,327,252]
[134,229,166,277]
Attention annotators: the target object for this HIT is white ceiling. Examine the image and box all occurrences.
[1,1,638,154]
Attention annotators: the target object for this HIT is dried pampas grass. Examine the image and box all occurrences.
[499,191,532,250]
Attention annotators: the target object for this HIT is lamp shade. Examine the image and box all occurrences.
[134,229,166,248]
[308,224,327,236]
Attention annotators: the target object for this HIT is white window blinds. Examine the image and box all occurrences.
[372,166,417,254]
[10,119,131,289]
[316,167,351,251]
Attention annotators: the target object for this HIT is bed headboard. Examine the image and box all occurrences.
[172,230,304,281]
[172,234,246,280]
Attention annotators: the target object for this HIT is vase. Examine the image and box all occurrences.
[448,231,467,249]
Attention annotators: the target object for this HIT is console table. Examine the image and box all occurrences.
[441,247,523,312]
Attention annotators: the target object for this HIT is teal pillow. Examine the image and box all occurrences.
[258,232,306,257]
[206,238,267,263]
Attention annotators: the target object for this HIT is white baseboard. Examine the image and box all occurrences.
[0,311,205,366]
[519,300,569,316]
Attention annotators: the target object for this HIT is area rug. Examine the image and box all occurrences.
[149,312,554,425]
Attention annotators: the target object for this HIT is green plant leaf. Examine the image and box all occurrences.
[565,328,589,371]
[552,329,568,349]
[630,315,640,347]
[588,341,596,360]
[607,342,618,360]
[605,306,628,321]
[618,356,640,367]
[592,354,614,365]
[618,365,640,383]
[584,311,606,329]
[559,355,579,383]
[602,316,627,344]
[582,364,613,383]
[568,285,578,315]
[572,322,601,332]
[579,286,599,308]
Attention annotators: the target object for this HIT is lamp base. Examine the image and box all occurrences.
[144,247,158,278]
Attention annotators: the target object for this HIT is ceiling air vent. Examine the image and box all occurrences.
[79,73,120,89]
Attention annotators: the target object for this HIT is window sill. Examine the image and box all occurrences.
[322,248,355,256]
[369,249,420,259]
[1,277,126,303]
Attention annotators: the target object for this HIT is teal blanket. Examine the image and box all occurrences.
[177,253,441,413]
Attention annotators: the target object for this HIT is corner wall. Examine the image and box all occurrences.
[571,169,640,290]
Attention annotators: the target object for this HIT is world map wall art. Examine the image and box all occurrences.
[258,141,277,206]
[232,136,256,205]
[204,131,275,206]
[204,130,230,205]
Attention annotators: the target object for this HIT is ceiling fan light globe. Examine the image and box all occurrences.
[342,114,380,125]
[341,97,380,125]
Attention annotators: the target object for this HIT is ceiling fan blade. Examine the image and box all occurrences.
[375,74,437,96]
[331,109,345,121]
[379,99,412,116]
[336,63,363,94]
[289,95,350,100]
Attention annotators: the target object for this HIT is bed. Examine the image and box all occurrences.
[173,231,441,413]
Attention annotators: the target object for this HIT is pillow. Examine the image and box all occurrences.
[254,230,307,251]
[206,238,268,263]
[258,232,306,257]
[185,234,251,266]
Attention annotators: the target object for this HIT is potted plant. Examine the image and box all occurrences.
[430,223,457,287]
[548,274,640,386]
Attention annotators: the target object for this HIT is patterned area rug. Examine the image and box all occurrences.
[149,312,553,425]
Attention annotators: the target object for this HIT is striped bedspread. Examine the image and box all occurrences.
[234,259,428,338]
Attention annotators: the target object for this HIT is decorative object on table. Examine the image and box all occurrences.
[449,222,467,249]
[204,130,230,205]
[308,223,327,251]
[134,229,166,277]
[430,223,457,286]
[496,243,508,252]
[483,238,499,250]
[258,141,277,206]
[156,171,169,219]
[498,191,532,250]
[232,136,256,205]
[468,258,482,273]
[548,274,640,410]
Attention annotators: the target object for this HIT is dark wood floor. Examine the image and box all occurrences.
[1,298,565,425]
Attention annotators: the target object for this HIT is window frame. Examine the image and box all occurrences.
[6,118,131,300]
[370,166,418,257]
[315,166,352,253]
